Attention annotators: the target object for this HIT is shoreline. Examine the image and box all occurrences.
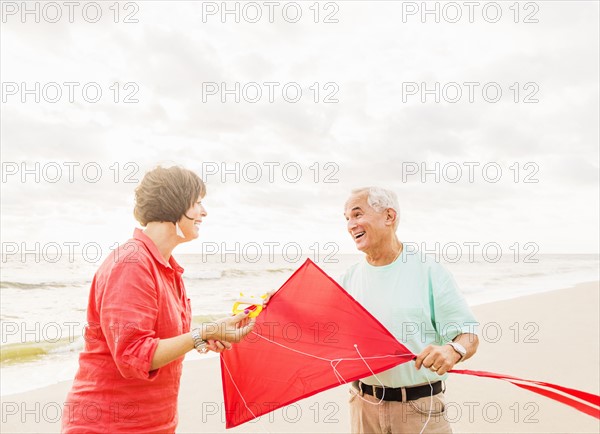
[2,281,599,433]
[466,279,600,306]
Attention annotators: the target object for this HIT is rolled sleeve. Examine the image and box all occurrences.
[100,260,161,380]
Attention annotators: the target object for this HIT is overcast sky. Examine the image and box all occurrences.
[1,1,598,258]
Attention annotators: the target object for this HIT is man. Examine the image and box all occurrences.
[341,186,479,434]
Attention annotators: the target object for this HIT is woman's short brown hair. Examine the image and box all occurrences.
[134,166,205,226]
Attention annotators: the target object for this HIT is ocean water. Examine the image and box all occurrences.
[1,252,598,396]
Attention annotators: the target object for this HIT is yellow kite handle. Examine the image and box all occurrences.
[232,294,267,318]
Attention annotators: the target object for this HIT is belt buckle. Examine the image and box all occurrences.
[372,384,385,400]
[372,384,407,402]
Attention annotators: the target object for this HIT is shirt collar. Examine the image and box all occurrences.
[133,228,185,275]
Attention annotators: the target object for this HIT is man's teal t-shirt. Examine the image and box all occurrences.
[339,249,478,387]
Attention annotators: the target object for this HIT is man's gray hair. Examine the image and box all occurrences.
[351,186,400,229]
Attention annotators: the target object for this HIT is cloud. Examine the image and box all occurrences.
[1,1,598,253]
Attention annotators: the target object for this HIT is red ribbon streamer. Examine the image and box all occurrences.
[450,369,600,419]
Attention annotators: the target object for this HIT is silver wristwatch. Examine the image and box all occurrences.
[447,341,467,362]
[192,328,209,354]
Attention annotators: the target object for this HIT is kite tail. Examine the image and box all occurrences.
[450,369,600,419]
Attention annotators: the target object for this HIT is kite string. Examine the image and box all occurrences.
[252,331,417,390]
[255,332,437,433]
[251,331,334,361]
[350,343,434,434]
[349,343,387,405]
[230,332,438,433]
[221,354,275,434]
[252,332,357,384]
[252,331,421,390]
[252,331,415,363]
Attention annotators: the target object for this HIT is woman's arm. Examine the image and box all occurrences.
[150,332,195,370]
[150,311,255,370]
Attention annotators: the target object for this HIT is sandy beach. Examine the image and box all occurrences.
[2,281,598,433]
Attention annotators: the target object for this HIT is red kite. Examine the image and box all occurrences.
[220,259,415,428]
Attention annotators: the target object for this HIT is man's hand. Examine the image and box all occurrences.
[415,333,479,375]
[414,344,461,376]
[262,289,277,307]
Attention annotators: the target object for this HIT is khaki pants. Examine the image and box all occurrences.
[348,386,452,434]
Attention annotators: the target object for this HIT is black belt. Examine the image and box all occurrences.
[353,380,443,402]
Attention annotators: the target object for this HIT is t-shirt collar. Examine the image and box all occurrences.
[363,249,405,270]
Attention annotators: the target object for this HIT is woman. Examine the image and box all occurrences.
[62,166,255,433]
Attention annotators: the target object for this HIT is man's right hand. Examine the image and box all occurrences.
[262,289,278,306]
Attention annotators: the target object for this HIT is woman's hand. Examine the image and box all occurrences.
[203,311,256,343]
[206,339,231,353]
[199,290,278,349]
